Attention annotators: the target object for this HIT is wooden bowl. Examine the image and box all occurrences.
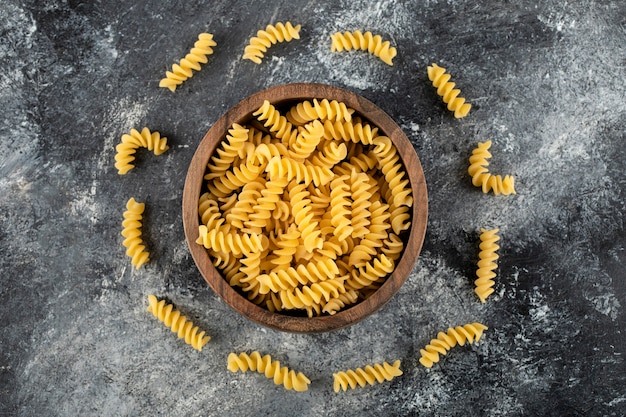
[182,83,428,333]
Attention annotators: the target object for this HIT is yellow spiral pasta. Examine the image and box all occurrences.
[288,182,323,252]
[419,323,488,368]
[197,98,413,316]
[427,63,471,118]
[196,225,265,256]
[253,100,297,142]
[329,175,354,241]
[349,201,391,267]
[265,155,334,187]
[242,177,286,231]
[268,224,299,271]
[159,33,216,92]
[121,197,150,269]
[381,233,404,262]
[330,30,397,66]
[210,159,263,196]
[349,170,374,239]
[242,22,301,64]
[333,152,379,176]
[289,120,324,160]
[257,258,339,294]
[279,277,347,309]
[322,289,360,315]
[333,360,402,392]
[198,194,231,233]
[241,249,263,286]
[467,140,516,196]
[114,127,169,175]
[227,351,310,392]
[286,99,354,125]
[372,136,413,208]
[249,142,291,166]
[205,124,249,181]
[309,141,348,168]
[346,254,395,291]
[146,294,211,351]
[322,119,378,145]
[225,180,265,230]
[475,228,500,303]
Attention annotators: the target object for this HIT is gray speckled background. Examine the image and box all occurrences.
[1,0,625,416]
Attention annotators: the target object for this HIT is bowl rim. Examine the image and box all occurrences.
[182,82,428,333]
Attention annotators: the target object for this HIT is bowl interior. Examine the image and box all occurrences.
[182,83,428,333]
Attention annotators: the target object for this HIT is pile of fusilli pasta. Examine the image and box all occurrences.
[196,98,413,317]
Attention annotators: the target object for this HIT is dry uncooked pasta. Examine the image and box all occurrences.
[114,127,169,175]
[146,294,211,351]
[196,98,414,317]
[227,351,311,392]
[467,140,516,195]
[475,228,500,303]
[159,33,217,92]
[333,360,402,392]
[418,322,488,368]
[242,22,301,64]
[121,197,150,269]
[427,63,471,118]
[330,30,397,66]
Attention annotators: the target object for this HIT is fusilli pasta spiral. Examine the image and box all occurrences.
[322,119,378,145]
[346,254,395,291]
[196,225,265,256]
[227,351,311,392]
[475,228,500,303]
[257,258,339,294]
[265,155,334,187]
[333,360,402,392]
[329,175,354,241]
[427,63,471,118]
[197,98,413,316]
[330,30,397,66]
[288,182,323,252]
[279,277,347,309]
[268,224,300,271]
[121,197,150,269]
[322,289,360,315]
[253,100,297,142]
[115,127,169,175]
[205,124,249,181]
[467,140,516,195]
[419,322,488,368]
[242,22,301,64]
[159,33,216,92]
[286,99,354,125]
[146,294,211,351]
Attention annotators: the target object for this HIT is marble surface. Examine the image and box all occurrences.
[1,0,625,416]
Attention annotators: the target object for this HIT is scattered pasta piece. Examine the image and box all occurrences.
[418,323,488,368]
[197,98,414,316]
[146,294,211,351]
[227,351,311,392]
[121,197,150,269]
[467,140,516,195]
[243,22,301,64]
[159,33,217,92]
[114,127,169,175]
[333,360,402,392]
[427,63,471,118]
[475,228,500,303]
[330,30,397,66]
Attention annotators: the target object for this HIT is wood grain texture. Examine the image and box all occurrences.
[182,83,428,332]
